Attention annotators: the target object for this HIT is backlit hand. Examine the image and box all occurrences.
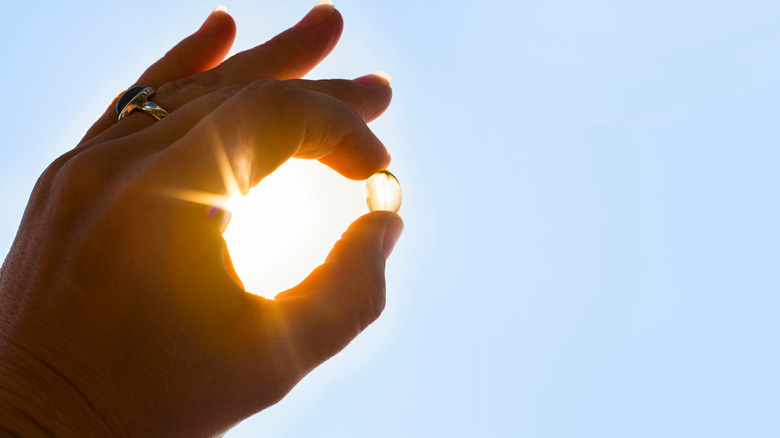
[0,4,402,436]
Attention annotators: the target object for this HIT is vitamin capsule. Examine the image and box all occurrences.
[365,170,402,212]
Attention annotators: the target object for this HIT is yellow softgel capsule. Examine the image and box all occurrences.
[365,170,402,212]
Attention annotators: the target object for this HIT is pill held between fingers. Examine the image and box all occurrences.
[365,170,402,213]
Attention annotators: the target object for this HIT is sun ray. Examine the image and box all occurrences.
[150,132,366,300]
[222,160,365,299]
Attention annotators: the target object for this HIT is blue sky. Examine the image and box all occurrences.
[2,0,779,436]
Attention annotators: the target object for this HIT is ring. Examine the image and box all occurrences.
[115,86,169,121]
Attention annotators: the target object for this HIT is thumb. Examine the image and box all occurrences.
[270,211,403,371]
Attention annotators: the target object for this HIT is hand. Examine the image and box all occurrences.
[0,4,403,437]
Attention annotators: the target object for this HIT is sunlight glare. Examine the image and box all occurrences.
[222,160,365,299]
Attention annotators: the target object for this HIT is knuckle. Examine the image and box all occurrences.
[36,150,77,187]
[221,84,246,95]
[327,79,354,100]
[362,285,386,329]
[23,151,80,214]
[53,151,110,201]
[159,71,225,106]
[243,79,299,123]
[354,293,384,333]
[248,78,295,101]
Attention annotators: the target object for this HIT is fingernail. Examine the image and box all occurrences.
[294,1,335,29]
[195,5,228,35]
[354,71,392,87]
[382,216,404,260]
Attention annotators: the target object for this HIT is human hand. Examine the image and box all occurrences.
[0,3,402,436]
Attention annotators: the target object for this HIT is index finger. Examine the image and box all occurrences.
[147,79,389,202]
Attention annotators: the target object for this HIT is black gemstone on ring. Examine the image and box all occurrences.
[115,86,146,115]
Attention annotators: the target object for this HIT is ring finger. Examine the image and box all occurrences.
[85,3,344,147]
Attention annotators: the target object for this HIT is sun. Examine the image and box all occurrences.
[221,159,365,299]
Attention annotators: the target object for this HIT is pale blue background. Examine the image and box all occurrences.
[2,1,779,436]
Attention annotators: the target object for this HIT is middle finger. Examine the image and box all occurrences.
[92,3,344,146]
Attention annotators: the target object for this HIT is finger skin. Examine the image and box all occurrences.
[287,76,392,123]
[84,7,346,147]
[78,9,236,146]
[267,211,403,374]
[213,5,343,83]
[148,79,390,200]
[87,75,392,162]
[141,9,237,87]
